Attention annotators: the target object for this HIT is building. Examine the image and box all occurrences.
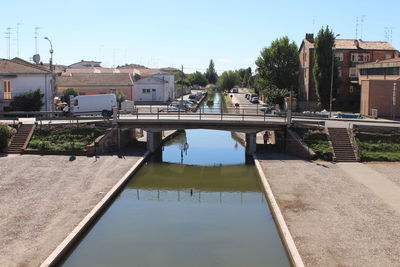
[299,33,397,111]
[357,57,400,118]
[0,59,55,112]
[68,60,102,68]
[133,73,175,102]
[57,73,135,100]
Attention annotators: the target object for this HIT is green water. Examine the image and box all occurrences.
[61,94,289,267]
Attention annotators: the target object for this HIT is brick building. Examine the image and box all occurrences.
[299,33,397,111]
[357,57,400,118]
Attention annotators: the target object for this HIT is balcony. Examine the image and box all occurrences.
[3,92,12,100]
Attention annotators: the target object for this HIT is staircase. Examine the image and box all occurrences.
[7,124,35,154]
[327,127,358,162]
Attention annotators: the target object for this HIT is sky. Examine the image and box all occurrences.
[1,0,399,74]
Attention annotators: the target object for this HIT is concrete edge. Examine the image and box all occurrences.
[253,154,305,267]
[40,151,151,267]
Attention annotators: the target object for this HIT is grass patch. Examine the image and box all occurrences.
[28,124,104,151]
[355,131,400,161]
[291,127,333,161]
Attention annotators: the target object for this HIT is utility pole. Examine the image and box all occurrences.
[181,65,184,107]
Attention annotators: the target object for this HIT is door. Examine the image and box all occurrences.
[151,89,157,101]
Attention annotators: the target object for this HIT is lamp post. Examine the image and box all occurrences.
[44,37,55,115]
[329,34,340,118]
[44,37,53,72]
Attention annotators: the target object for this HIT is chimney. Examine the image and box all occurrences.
[354,40,360,49]
[305,33,314,43]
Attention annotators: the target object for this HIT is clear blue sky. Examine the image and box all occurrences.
[1,0,398,73]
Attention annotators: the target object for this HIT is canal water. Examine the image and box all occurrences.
[61,93,289,267]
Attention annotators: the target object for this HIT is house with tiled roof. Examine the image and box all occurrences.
[299,33,398,111]
[57,73,135,100]
[0,58,55,112]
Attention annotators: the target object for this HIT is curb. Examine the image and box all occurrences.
[253,154,305,267]
[40,151,150,267]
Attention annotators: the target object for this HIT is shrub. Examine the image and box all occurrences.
[62,88,79,105]
[10,89,44,111]
[0,124,11,152]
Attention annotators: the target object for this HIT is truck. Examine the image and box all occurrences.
[63,94,117,117]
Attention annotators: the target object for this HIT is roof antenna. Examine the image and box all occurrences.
[355,17,358,40]
[360,15,365,40]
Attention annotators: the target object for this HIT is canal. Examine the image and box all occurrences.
[61,93,290,267]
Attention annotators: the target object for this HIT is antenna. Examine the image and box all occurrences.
[312,17,315,34]
[360,15,365,40]
[355,17,359,39]
[16,22,22,57]
[34,26,41,54]
[384,27,393,43]
[5,27,13,59]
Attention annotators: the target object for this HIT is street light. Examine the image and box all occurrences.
[44,37,53,72]
[329,34,340,118]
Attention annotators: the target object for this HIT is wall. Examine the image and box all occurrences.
[133,76,172,102]
[58,86,133,101]
[361,80,400,117]
[0,74,54,111]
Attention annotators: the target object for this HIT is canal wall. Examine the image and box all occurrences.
[40,130,180,266]
[253,155,305,267]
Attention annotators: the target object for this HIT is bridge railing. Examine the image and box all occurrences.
[125,106,289,123]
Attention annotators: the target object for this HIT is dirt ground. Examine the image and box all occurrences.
[257,153,400,267]
[0,145,145,267]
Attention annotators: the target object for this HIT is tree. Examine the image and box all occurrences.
[188,71,208,87]
[256,36,299,90]
[115,91,126,109]
[10,89,44,111]
[0,124,11,152]
[63,88,79,105]
[217,71,240,91]
[313,26,340,109]
[205,59,218,84]
[237,67,252,87]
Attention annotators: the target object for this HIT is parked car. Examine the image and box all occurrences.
[250,97,259,104]
[259,104,271,112]
[231,88,238,93]
[159,107,186,113]
[249,94,258,101]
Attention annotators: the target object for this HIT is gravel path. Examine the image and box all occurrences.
[256,153,400,267]
[0,147,145,267]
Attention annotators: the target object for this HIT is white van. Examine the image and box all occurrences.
[64,94,117,117]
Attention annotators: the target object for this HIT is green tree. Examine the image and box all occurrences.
[237,67,252,87]
[10,89,44,111]
[188,71,208,87]
[256,36,299,90]
[217,71,240,91]
[205,59,218,84]
[63,88,79,105]
[313,26,340,109]
[115,91,126,109]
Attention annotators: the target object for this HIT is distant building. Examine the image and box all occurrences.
[57,73,135,100]
[0,58,55,112]
[299,33,398,111]
[357,57,400,118]
[69,60,102,68]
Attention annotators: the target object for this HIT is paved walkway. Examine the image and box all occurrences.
[257,153,400,267]
[339,163,400,213]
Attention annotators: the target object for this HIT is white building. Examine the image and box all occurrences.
[133,73,175,102]
[69,60,102,68]
[0,59,55,112]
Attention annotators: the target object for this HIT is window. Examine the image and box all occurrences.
[338,68,342,77]
[3,80,11,99]
[349,86,354,93]
[385,53,392,59]
[349,68,358,77]
[152,89,156,92]
[74,99,79,106]
[335,52,344,61]
[351,53,370,62]
[142,89,151,94]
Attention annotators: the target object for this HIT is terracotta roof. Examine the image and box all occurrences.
[302,39,396,51]
[374,57,400,63]
[57,73,134,87]
[357,57,400,69]
[0,59,51,73]
[11,57,51,72]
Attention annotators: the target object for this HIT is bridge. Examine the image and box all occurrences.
[115,111,291,155]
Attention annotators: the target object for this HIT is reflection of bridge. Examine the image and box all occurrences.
[116,115,288,155]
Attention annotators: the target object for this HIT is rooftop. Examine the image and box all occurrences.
[0,59,51,73]
[57,73,134,87]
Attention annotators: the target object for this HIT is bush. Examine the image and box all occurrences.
[0,124,11,152]
[292,126,333,161]
[10,89,44,111]
[355,131,400,161]
[62,88,79,105]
